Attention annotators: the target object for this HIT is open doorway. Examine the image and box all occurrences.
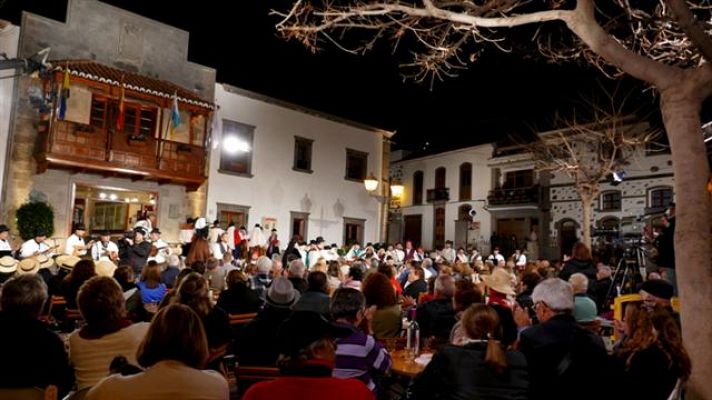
[72,184,158,235]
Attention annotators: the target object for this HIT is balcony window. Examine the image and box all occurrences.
[649,187,673,208]
[459,162,472,201]
[345,148,368,181]
[435,167,446,189]
[600,191,622,211]
[413,170,424,205]
[294,136,314,173]
[503,169,533,189]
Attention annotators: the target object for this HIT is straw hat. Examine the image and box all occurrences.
[56,255,81,269]
[17,258,40,275]
[0,256,18,274]
[95,260,117,277]
[37,255,54,270]
[482,267,516,296]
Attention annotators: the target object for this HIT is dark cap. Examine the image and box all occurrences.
[151,228,161,235]
[133,227,146,236]
[315,236,325,244]
[277,311,349,358]
[0,225,9,233]
[34,228,46,237]
[100,230,111,237]
[74,223,86,231]
[640,279,674,300]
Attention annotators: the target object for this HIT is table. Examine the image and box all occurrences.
[390,350,430,378]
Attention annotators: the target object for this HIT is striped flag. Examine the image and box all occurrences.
[58,65,70,120]
[170,92,180,140]
[116,80,125,132]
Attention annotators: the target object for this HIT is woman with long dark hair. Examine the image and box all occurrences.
[411,304,528,400]
[558,242,596,290]
[61,259,96,308]
[616,303,691,399]
[362,272,401,339]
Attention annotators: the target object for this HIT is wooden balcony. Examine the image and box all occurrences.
[426,188,450,203]
[36,120,206,190]
[487,185,540,207]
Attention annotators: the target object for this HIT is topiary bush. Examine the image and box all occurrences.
[16,201,55,241]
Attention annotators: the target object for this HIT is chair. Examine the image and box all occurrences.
[236,365,279,396]
[0,385,57,400]
[229,313,257,326]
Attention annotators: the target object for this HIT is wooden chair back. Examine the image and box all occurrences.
[229,312,257,326]
[236,365,279,395]
[0,385,57,400]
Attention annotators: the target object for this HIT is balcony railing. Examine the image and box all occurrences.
[487,185,539,206]
[426,188,450,203]
[36,120,206,190]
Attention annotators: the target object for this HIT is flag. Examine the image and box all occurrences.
[170,91,180,140]
[58,65,70,120]
[116,80,125,132]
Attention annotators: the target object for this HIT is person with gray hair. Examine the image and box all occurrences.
[287,259,308,294]
[250,256,273,302]
[0,274,74,396]
[569,273,598,324]
[160,254,182,289]
[514,278,611,399]
[415,274,457,340]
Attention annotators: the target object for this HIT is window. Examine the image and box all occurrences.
[90,96,108,129]
[293,136,313,173]
[435,167,446,189]
[649,187,673,208]
[413,171,424,205]
[345,148,368,181]
[504,169,534,189]
[343,217,365,245]
[600,191,622,211]
[89,95,157,139]
[291,212,309,241]
[459,162,472,201]
[219,119,255,176]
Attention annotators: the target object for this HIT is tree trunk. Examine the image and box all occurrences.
[579,193,594,251]
[660,87,712,400]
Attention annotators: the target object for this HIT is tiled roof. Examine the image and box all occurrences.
[51,59,214,110]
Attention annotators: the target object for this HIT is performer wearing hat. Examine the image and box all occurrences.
[0,256,18,283]
[248,224,266,259]
[64,223,94,257]
[0,225,15,257]
[148,228,170,264]
[19,228,57,259]
[126,227,152,275]
[91,231,119,262]
[266,229,280,258]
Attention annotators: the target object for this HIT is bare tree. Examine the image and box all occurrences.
[274,1,712,396]
[528,93,659,250]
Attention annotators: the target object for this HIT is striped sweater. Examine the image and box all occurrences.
[332,321,392,391]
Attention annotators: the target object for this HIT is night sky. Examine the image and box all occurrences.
[1,0,644,154]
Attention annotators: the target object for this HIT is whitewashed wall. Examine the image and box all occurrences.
[206,84,386,246]
[0,23,20,214]
[392,145,493,249]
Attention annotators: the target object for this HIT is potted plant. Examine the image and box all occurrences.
[16,200,55,241]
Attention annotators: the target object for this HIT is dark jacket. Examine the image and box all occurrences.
[0,313,74,396]
[559,259,597,293]
[127,241,151,275]
[160,266,180,288]
[411,342,528,400]
[594,277,613,313]
[217,282,263,315]
[519,314,613,400]
[416,298,456,340]
[292,290,330,316]
[202,306,232,349]
[288,277,308,294]
[656,217,675,269]
[403,279,428,301]
[615,345,681,400]
[238,305,293,366]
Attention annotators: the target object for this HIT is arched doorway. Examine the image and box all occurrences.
[455,204,473,249]
[558,218,579,257]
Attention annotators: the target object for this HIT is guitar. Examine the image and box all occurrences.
[28,244,60,259]
[72,240,95,257]
[95,242,119,262]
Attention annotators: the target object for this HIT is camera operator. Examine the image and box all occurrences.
[654,203,677,295]
[118,228,151,276]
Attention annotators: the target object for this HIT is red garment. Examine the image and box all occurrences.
[243,377,374,400]
[487,289,512,309]
[390,277,403,296]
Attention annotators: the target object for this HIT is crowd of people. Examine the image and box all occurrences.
[0,216,689,400]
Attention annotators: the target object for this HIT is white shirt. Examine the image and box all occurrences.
[0,239,12,252]
[225,226,236,250]
[394,249,405,263]
[85,360,228,400]
[442,248,456,264]
[488,253,505,263]
[148,238,171,264]
[457,253,469,263]
[516,254,527,267]
[211,242,228,260]
[208,227,224,244]
[179,228,193,244]
[19,239,51,259]
[92,240,119,261]
[308,249,321,269]
[64,234,86,256]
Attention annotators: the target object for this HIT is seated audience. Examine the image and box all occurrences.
[402,265,428,302]
[61,259,96,308]
[243,311,374,400]
[250,256,273,302]
[292,271,331,316]
[362,272,402,339]
[326,260,343,293]
[412,304,528,400]
[160,254,181,289]
[69,276,150,390]
[569,273,598,324]
[238,277,299,366]
[0,275,74,396]
[86,304,228,400]
[331,288,392,392]
[343,265,364,290]
[287,259,308,294]
[449,281,484,346]
[136,262,167,312]
[416,274,457,341]
[204,257,226,291]
[216,270,262,314]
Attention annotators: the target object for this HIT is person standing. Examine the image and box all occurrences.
[208,220,224,244]
[266,229,280,258]
[127,228,151,276]
[248,224,266,259]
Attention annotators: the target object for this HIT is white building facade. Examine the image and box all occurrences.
[0,21,20,204]
[206,84,392,246]
[389,145,494,251]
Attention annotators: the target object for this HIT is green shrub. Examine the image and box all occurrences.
[16,201,54,240]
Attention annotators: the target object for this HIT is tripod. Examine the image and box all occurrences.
[604,245,646,307]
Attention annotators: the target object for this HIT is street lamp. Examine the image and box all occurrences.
[390,178,404,198]
[364,174,380,192]
[363,172,404,244]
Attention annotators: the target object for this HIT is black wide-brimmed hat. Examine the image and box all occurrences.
[277,311,350,358]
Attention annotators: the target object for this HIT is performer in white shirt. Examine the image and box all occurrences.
[393,243,405,264]
[64,224,93,256]
[208,220,224,244]
[92,230,119,262]
[225,223,236,256]
[20,228,56,259]
[248,224,266,257]
[0,225,14,257]
[469,248,483,264]
[487,247,505,264]
[456,248,469,264]
[441,240,456,264]
[148,228,171,264]
[211,232,230,261]
[514,249,527,270]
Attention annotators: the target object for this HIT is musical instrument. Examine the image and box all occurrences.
[29,244,60,258]
[95,241,119,262]
[72,240,95,257]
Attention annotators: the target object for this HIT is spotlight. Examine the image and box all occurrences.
[109,193,117,201]
[99,192,107,199]
[611,171,626,186]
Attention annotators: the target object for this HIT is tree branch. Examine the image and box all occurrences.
[665,0,712,64]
